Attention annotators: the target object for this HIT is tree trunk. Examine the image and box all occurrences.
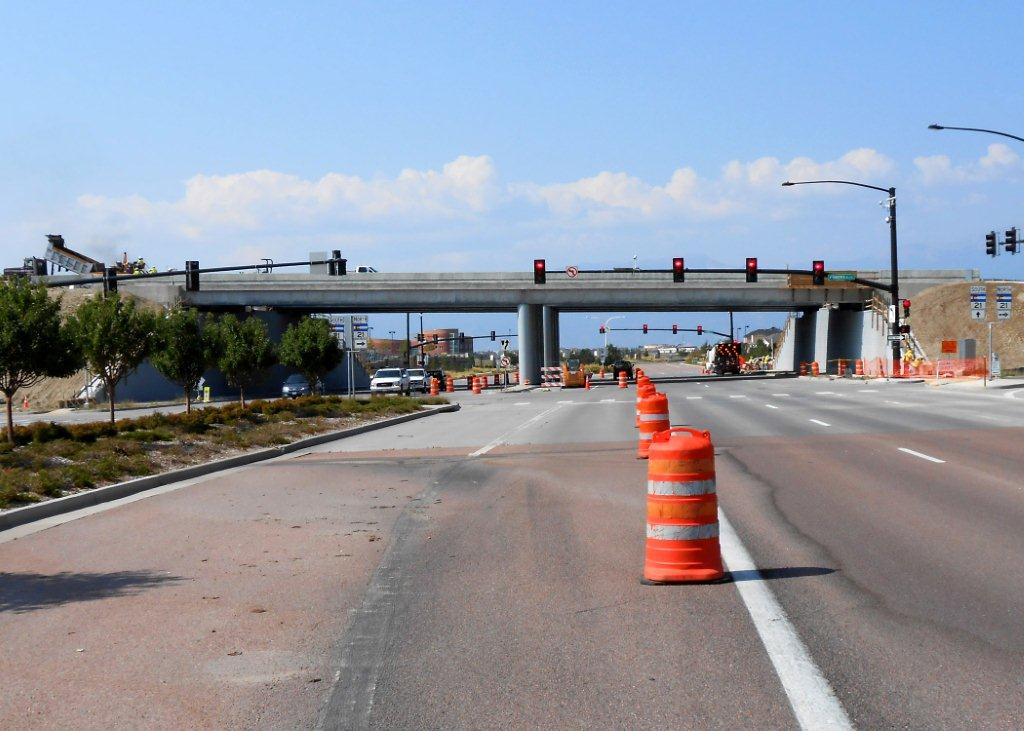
[185,386,192,414]
[108,382,116,426]
[239,386,245,408]
[4,393,13,444]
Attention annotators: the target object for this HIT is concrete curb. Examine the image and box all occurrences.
[0,403,460,532]
[647,372,799,385]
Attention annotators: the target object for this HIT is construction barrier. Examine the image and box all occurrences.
[430,378,440,396]
[599,367,605,379]
[637,392,670,459]
[799,362,807,376]
[635,382,656,428]
[493,373,500,387]
[811,361,820,377]
[643,427,724,584]
[472,377,482,395]
[514,371,520,385]
[541,366,563,388]
[855,359,864,376]
[446,376,455,393]
[857,356,987,379]
[618,372,628,389]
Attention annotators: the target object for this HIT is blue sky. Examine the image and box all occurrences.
[3,2,1024,346]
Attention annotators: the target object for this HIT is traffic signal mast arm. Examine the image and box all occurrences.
[610,326,731,338]
[408,332,518,351]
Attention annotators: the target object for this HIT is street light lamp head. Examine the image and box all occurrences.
[928,124,944,130]
[780,181,795,186]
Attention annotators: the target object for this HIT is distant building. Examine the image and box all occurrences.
[419,328,473,355]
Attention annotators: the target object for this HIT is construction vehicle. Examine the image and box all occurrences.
[705,341,742,376]
[561,358,588,388]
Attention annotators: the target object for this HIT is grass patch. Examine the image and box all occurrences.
[0,395,446,510]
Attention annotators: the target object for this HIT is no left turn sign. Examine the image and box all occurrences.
[499,356,511,368]
[566,266,579,278]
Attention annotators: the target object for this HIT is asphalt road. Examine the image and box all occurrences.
[2,365,1023,728]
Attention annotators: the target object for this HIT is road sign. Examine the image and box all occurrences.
[566,266,579,278]
[351,315,369,350]
[501,339,510,350]
[499,356,511,368]
[996,285,1012,320]
[970,285,987,320]
[827,272,856,282]
[887,334,904,343]
[940,340,958,354]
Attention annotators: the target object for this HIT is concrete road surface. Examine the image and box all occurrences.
[2,367,1023,728]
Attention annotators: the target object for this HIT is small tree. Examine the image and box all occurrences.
[152,307,221,413]
[279,317,343,392]
[71,294,159,424]
[217,314,276,406]
[603,344,624,366]
[0,280,82,442]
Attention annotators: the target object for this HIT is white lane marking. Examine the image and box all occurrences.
[600,398,617,403]
[772,393,791,398]
[718,511,853,730]
[514,402,531,406]
[468,404,563,457]
[557,400,575,405]
[765,404,779,409]
[815,391,836,395]
[884,400,904,405]
[859,389,878,393]
[1006,390,1021,400]
[703,384,710,388]
[809,419,831,427]
[686,396,703,400]
[897,447,946,464]
[729,394,747,399]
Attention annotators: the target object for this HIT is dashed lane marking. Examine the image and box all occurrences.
[468,404,564,457]
[557,400,575,405]
[600,398,617,403]
[729,394,747,399]
[718,510,853,730]
[815,391,836,395]
[809,419,831,427]
[884,400,904,405]
[898,447,946,464]
[686,396,703,400]
[514,402,531,406]
[860,389,879,393]
[765,404,779,409]
[772,393,791,397]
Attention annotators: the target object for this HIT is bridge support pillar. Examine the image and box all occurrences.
[542,306,559,369]
[793,309,817,367]
[517,304,543,385]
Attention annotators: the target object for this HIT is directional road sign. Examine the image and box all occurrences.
[970,285,987,321]
[351,315,369,350]
[996,285,1012,320]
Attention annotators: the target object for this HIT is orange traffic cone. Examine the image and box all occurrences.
[637,392,669,459]
[21,395,30,410]
[584,374,591,390]
[643,427,723,583]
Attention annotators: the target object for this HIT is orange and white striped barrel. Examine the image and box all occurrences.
[493,373,500,386]
[855,359,864,376]
[811,361,820,377]
[637,392,669,459]
[599,367,605,379]
[635,382,656,428]
[618,372,627,389]
[800,362,807,376]
[643,427,723,583]
[472,377,481,395]
[445,376,455,393]
[430,378,440,396]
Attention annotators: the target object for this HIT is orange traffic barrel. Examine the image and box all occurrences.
[618,372,627,389]
[811,361,820,377]
[637,392,669,459]
[445,376,455,393]
[643,427,723,583]
[472,377,481,395]
[493,373,500,386]
[430,378,440,396]
[635,382,656,427]
[855,359,864,376]
[799,362,807,376]
[599,367,605,379]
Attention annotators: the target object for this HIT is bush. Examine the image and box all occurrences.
[30,422,72,444]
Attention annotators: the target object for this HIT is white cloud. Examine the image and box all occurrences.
[914,143,1021,185]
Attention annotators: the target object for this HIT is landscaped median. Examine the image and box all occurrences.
[0,394,450,514]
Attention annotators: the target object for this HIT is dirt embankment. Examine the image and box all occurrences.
[911,281,1024,370]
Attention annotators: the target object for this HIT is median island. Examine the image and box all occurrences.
[0,395,447,510]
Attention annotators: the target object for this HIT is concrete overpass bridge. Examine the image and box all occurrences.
[66,267,977,384]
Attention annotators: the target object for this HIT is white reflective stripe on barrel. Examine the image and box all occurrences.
[646,523,719,540]
[639,432,655,441]
[639,413,670,422]
[647,478,716,496]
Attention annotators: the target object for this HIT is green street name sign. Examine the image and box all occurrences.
[827,273,857,282]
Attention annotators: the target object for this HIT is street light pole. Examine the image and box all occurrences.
[928,124,1024,144]
[782,179,901,376]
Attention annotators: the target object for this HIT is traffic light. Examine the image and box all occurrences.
[433,334,439,343]
[746,257,758,283]
[812,260,825,286]
[329,249,347,275]
[673,257,685,283]
[459,332,466,349]
[416,333,424,343]
[534,258,546,284]
[599,325,606,334]
[672,324,678,334]
[902,299,911,318]
[1006,228,1018,254]
[642,324,648,334]
[696,325,703,335]
[490,330,496,341]
[185,260,199,292]
[986,231,998,257]
[899,324,911,334]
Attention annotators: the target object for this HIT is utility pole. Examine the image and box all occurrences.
[405,313,411,368]
[729,311,734,341]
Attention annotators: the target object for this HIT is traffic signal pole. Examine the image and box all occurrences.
[887,187,901,377]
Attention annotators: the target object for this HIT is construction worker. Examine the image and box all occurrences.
[134,257,146,274]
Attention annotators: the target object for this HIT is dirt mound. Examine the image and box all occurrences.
[911,281,1024,371]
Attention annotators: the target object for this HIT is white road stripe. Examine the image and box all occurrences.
[729,394,747,399]
[686,396,703,400]
[859,389,878,393]
[897,447,946,464]
[765,404,779,409]
[718,510,853,730]
[557,400,575,405]
[884,400,903,405]
[815,391,836,395]
[772,393,791,397]
[600,398,617,403]
[468,404,563,457]
[809,419,831,427]
[514,402,531,406]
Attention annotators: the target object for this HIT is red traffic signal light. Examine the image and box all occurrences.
[672,257,685,282]
[642,323,648,334]
[672,324,678,334]
[534,258,546,284]
[696,325,703,335]
[812,260,825,286]
[902,298,911,317]
[746,257,758,283]
[599,325,606,334]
